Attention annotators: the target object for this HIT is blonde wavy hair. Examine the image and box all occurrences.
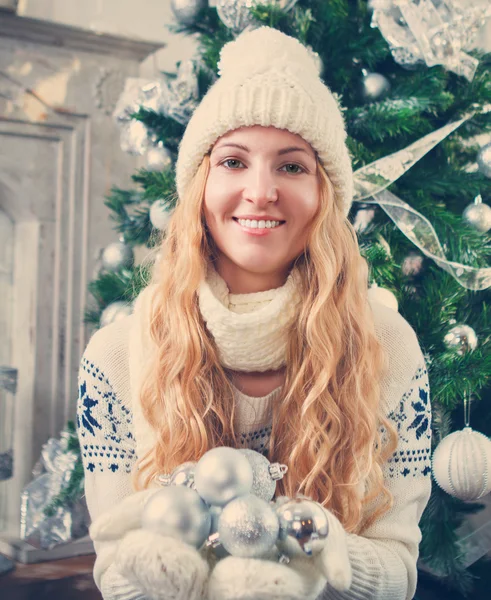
[132,152,398,534]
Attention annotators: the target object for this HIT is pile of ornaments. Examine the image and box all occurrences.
[142,446,329,563]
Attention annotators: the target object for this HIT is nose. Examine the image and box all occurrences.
[243,165,279,205]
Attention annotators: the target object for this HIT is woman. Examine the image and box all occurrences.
[77,26,431,600]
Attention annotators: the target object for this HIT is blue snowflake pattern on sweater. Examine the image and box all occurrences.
[76,357,136,474]
[386,363,431,478]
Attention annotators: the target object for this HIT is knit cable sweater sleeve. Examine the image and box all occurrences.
[319,309,432,600]
[76,317,141,597]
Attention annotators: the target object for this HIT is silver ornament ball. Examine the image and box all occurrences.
[171,0,207,26]
[360,71,391,102]
[432,427,491,501]
[217,493,279,558]
[444,324,478,355]
[146,145,173,172]
[238,449,287,502]
[463,195,491,233]
[100,301,133,328]
[150,199,173,231]
[142,485,212,548]
[101,241,134,271]
[170,461,197,488]
[194,446,253,506]
[477,143,491,178]
[216,0,258,33]
[276,497,329,558]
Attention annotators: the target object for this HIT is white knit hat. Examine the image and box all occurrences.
[175,26,354,218]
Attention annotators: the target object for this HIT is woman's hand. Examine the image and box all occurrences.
[90,489,210,600]
[206,506,352,600]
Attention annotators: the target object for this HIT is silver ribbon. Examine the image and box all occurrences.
[352,110,491,291]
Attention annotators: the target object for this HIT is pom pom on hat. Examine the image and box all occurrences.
[217,26,321,80]
[175,26,354,218]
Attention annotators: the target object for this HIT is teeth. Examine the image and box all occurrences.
[237,219,282,229]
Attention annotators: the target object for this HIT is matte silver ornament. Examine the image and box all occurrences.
[216,493,279,558]
[477,143,491,179]
[402,252,424,277]
[141,486,211,548]
[194,446,253,506]
[432,427,491,501]
[170,461,197,488]
[276,497,329,557]
[146,144,173,172]
[463,195,491,233]
[171,0,206,26]
[360,70,390,102]
[101,241,134,271]
[100,301,133,328]
[443,324,478,355]
[150,199,173,231]
[238,449,287,501]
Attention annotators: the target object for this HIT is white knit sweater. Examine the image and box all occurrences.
[77,297,431,600]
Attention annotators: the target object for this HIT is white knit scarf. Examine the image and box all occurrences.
[128,262,303,461]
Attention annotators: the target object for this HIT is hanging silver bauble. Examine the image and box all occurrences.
[119,119,150,156]
[477,143,491,178]
[402,252,424,277]
[216,493,279,558]
[237,449,288,502]
[142,485,212,548]
[100,301,134,328]
[443,324,478,355]
[194,446,253,506]
[101,240,134,271]
[171,0,207,26]
[353,206,376,233]
[276,496,329,558]
[150,199,173,231]
[208,505,231,559]
[360,70,391,103]
[367,283,398,312]
[146,144,173,172]
[216,0,259,33]
[463,195,491,233]
[432,427,491,501]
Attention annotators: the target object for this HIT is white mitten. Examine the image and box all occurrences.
[206,507,352,600]
[90,489,210,600]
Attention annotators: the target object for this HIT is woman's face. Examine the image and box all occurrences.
[203,125,320,293]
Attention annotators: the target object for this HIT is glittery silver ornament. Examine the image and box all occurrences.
[216,0,258,32]
[119,119,150,156]
[367,283,398,312]
[100,301,133,328]
[194,446,253,506]
[237,449,287,502]
[150,199,173,231]
[171,0,207,25]
[146,144,173,172]
[463,195,491,233]
[402,252,424,277]
[275,496,329,558]
[216,493,279,558]
[142,485,212,548]
[477,143,491,178]
[101,240,134,271]
[443,324,478,355]
[156,461,197,487]
[360,70,391,102]
[432,427,491,501]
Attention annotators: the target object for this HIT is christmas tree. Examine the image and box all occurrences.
[83,1,491,597]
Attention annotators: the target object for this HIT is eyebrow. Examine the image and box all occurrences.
[213,142,313,158]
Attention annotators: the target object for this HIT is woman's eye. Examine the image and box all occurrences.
[222,159,244,169]
[280,163,305,174]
